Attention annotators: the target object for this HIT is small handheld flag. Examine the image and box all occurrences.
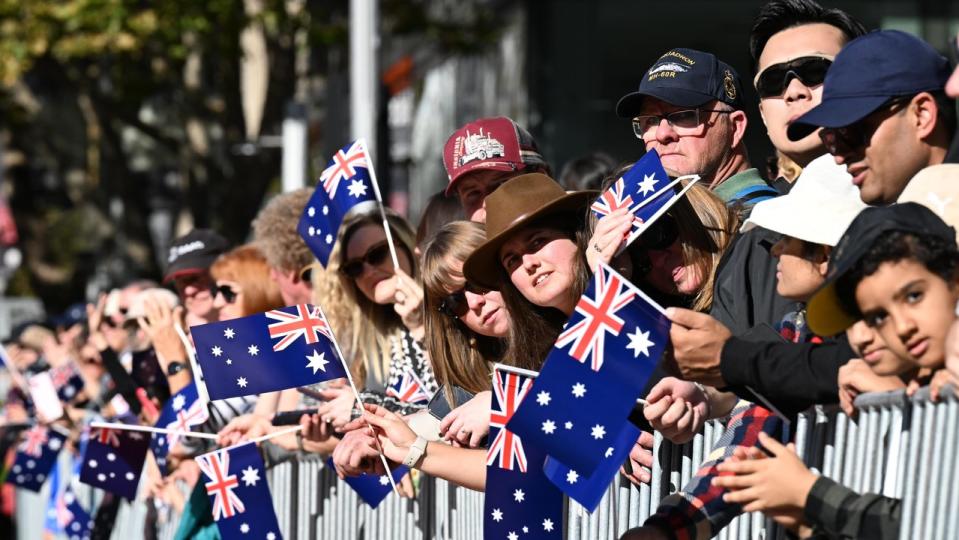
[5,425,66,492]
[328,457,409,508]
[197,442,283,540]
[151,382,209,473]
[79,425,151,499]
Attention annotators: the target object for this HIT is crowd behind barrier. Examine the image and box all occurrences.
[15,386,957,540]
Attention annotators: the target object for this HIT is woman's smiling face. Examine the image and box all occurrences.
[499,226,580,315]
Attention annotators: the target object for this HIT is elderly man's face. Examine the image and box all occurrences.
[636,98,738,180]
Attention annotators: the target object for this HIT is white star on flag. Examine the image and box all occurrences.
[565,421,573,430]
[172,395,186,411]
[237,377,248,388]
[226,359,232,365]
[376,475,388,485]
[248,345,259,356]
[605,447,615,458]
[307,207,315,217]
[536,391,551,406]
[566,470,579,484]
[305,350,330,374]
[267,533,276,540]
[508,532,518,540]
[347,179,368,198]
[48,438,61,451]
[211,346,222,357]
[491,508,503,522]
[638,173,659,196]
[240,523,250,533]
[523,526,529,533]
[542,420,556,434]
[224,328,235,339]
[543,518,555,531]
[591,424,606,440]
[571,383,586,398]
[241,466,259,486]
[513,488,525,502]
[626,326,655,358]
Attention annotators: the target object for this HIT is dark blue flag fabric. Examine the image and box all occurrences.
[196,442,283,540]
[55,488,93,540]
[49,363,84,402]
[151,382,208,474]
[192,303,348,400]
[506,263,669,476]
[591,149,698,252]
[298,139,377,266]
[328,457,409,508]
[543,421,642,512]
[79,425,150,499]
[5,425,66,492]
[484,364,563,540]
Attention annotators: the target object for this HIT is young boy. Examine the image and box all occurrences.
[712,202,959,539]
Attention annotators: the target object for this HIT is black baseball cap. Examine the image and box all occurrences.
[806,203,956,336]
[163,229,229,283]
[788,30,950,141]
[616,48,744,118]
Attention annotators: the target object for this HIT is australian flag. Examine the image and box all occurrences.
[591,149,698,253]
[485,364,563,540]
[79,425,150,499]
[55,488,93,540]
[386,368,431,404]
[192,303,348,400]
[543,421,641,512]
[197,442,283,540]
[298,139,377,266]
[329,457,409,508]
[506,263,669,477]
[50,363,85,402]
[151,382,208,474]
[5,425,66,492]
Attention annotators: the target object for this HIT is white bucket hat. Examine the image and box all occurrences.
[741,154,868,246]
[897,164,959,242]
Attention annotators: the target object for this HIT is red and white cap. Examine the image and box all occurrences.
[442,116,547,195]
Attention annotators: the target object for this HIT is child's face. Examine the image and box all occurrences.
[846,320,915,377]
[855,259,959,370]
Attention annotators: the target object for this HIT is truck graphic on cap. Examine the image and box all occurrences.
[458,129,505,166]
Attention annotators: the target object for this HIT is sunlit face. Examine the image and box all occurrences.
[442,259,510,338]
[456,170,517,223]
[770,236,828,302]
[270,267,312,305]
[756,23,844,166]
[344,224,413,304]
[846,320,913,377]
[644,240,703,297]
[213,279,245,321]
[499,226,579,315]
[855,259,959,370]
[173,272,218,323]
[638,98,737,180]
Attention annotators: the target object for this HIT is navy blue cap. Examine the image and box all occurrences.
[788,30,950,141]
[616,48,744,117]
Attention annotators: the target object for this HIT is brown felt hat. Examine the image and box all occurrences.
[462,173,597,290]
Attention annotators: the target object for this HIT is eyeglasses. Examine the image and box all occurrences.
[341,242,391,278]
[211,284,239,304]
[438,283,489,318]
[818,96,911,154]
[637,215,679,251]
[632,109,732,138]
[755,56,832,98]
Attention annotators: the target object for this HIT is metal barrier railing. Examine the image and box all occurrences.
[14,387,958,539]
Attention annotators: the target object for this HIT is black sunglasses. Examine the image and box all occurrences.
[755,56,832,98]
[818,96,911,154]
[438,283,489,318]
[637,215,679,251]
[211,284,239,304]
[341,242,391,278]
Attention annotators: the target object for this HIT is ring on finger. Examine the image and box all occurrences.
[593,243,603,254]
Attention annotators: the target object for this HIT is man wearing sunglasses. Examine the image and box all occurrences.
[749,0,866,174]
[617,48,778,214]
[163,229,229,327]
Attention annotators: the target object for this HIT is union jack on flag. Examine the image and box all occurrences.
[320,140,370,198]
[386,369,431,404]
[591,177,641,231]
[20,425,49,457]
[556,265,635,372]
[165,399,209,449]
[197,449,245,520]
[487,368,534,472]
[90,427,120,447]
[266,304,333,352]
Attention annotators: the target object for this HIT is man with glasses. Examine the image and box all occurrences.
[163,229,230,327]
[616,48,778,214]
[749,0,866,176]
[443,116,550,223]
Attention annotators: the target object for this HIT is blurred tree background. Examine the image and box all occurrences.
[0,0,504,312]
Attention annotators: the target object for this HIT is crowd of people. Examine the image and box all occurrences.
[4,1,959,539]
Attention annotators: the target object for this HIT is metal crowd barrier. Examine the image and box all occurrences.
[15,387,958,539]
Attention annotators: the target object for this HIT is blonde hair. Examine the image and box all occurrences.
[422,221,504,404]
[326,203,418,387]
[210,244,284,316]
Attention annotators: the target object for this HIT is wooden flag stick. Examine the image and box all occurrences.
[246,425,303,446]
[89,421,218,440]
[312,301,400,496]
[357,137,403,274]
